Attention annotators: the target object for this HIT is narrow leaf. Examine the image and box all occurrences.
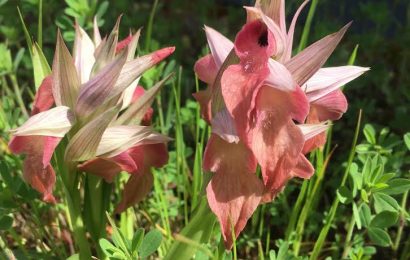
[32,42,51,89]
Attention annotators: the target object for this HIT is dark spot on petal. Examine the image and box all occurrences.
[258,30,268,47]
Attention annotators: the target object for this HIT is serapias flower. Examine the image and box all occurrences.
[194,0,368,248]
[9,18,174,209]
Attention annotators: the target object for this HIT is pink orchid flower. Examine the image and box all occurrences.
[194,0,367,248]
[9,19,174,209]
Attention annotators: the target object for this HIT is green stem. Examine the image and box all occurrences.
[298,0,319,52]
[394,191,408,252]
[310,110,362,260]
[164,196,216,260]
[342,209,357,258]
[144,0,159,51]
[9,74,29,118]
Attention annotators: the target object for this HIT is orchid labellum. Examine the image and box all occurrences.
[9,18,174,212]
[194,0,368,248]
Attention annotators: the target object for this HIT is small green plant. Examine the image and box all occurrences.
[99,213,163,260]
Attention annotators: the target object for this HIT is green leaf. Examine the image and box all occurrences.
[359,203,371,228]
[363,124,376,144]
[105,213,130,255]
[404,133,410,150]
[383,178,410,195]
[350,163,363,189]
[360,189,369,203]
[99,238,121,256]
[32,42,51,89]
[0,215,13,230]
[337,186,353,204]
[353,202,362,229]
[139,229,163,258]
[66,254,80,260]
[368,227,391,247]
[362,157,372,184]
[373,193,399,213]
[370,211,398,228]
[131,228,145,253]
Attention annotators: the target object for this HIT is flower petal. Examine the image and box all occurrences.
[11,106,74,137]
[204,26,234,67]
[115,143,168,213]
[204,134,262,249]
[303,66,369,102]
[65,105,120,162]
[255,0,286,31]
[312,89,348,121]
[283,0,309,61]
[115,74,173,125]
[78,158,121,183]
[31,75,54,115]
[73,24,96,84]
[75,50,127,118]
[9,135,60,202]
[52,30,80,108]
[285,22,351,85]
[194,54,218,84]
[250,86,304,196]
[93,16,102,46]
[265,59,296,91]
[291,154,314,179]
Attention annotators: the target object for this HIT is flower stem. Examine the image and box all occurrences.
[342,209,357,258]
[310,110,362,259]
[393,191,408,252]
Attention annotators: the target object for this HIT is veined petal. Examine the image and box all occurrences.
[204,26,234,67]
[285,22,352,85]
[31,75,54,115]
[116,34,133,54]
[93,16,102,46]
[73,24,96,83]
[193,87,212,123]
[194,54,218,84]
[298,122,329,140]
[120,77,141,110]
[110,48,175,102]
[75,49,127,118]
[65,105,120,162]
[204,134,262,249]
[283,0,309,61]
[52,30,80,108]
[23,157,56,203]
[96,125,171,157]
[312,89,348,121]
[115,74,173,125]
[303,66,369,102]
[11,106,74,137]
[255,0,286,32]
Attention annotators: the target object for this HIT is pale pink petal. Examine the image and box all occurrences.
[204,134,262,249]
[312,89,348,121]
[304,66,369,102]
[265,59,296,92]
[31,76,54,115]
[23,157,56,203]
[290,86,310,123]
[283,0,309,61]
[204,26,234,67]
[73,24,95,83]
[211,109,240,144]
[302,108,328,154]
[285,23,352,85]
[254,0,286,32]
[194,54,219,84]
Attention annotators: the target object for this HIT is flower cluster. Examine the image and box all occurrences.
[194,0,368,248]
[9,18,174,212]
